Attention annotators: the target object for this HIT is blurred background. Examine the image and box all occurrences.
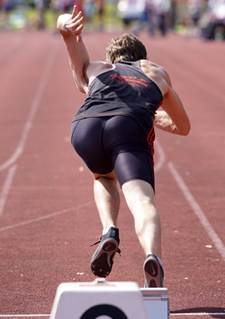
[0,0,225,41]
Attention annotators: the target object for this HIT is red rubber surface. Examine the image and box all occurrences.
[0,30,225,318]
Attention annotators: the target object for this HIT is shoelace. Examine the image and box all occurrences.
[90,237,121,255]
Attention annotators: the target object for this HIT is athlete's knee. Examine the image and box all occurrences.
[122,179,155,204]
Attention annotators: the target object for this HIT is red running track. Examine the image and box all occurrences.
[0,30,225,319]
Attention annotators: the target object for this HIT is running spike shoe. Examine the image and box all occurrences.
[143,254,164,287]
[90,226,120,278]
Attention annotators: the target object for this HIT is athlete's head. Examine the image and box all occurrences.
[104,33,147,63]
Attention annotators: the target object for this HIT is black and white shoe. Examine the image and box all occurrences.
[143,254,164,287]
[90,227,120,278]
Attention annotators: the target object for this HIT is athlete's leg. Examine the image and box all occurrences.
[122,179,161,258]
[93,170,120,230]
[103,116,161,256]
[71,117,122,277]
[91,170,121,277]
[71,117,120,231]
[122,179,163,287]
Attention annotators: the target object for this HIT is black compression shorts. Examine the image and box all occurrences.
[70,115,155,191]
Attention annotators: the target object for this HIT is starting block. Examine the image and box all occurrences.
[141,287,170,319]
[50,279,169,319]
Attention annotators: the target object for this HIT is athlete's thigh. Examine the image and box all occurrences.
[114,150,155,191]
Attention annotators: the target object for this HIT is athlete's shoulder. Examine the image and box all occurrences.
[86,61,115,86]
[139,60,171,95]
[140,60,169,78]
[87,61,114,77]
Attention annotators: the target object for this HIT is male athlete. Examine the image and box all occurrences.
[57,6,190,287]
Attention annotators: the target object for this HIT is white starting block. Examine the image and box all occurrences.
[141,288,170,319]
[50,279,169,319]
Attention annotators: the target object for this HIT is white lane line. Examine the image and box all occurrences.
[155,137,166,173]
[0,165,17,222]
[0,42,58,173]
[0,201,95,232]
[168,162,225,262]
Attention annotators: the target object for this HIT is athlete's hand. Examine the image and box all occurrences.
[57,6,84,42]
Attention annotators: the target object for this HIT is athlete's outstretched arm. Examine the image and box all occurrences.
[57,6,89,93]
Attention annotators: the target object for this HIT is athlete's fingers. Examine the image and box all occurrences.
[71,6,83,23]
[74,23,83,35]
[67,16,84,33]
[72,10,83,23]
[74,23,83,32]
[68,11,83,29]
[71,5,78,19]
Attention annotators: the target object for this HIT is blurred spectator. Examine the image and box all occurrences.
[34,0,48,29]
[96,0,104,30]
[0,0,13,28]
[132,0,155,36]
[51,0,69,31]
[153,0,171,35]
[199,0,225,40]
[169,0,177,31]
[82,0,94,29]
[75,0,83,12]
[187,0,202,36]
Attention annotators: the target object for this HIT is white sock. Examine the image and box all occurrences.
[102,226,116,235]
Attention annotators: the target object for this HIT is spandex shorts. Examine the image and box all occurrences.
[70,115,155,191]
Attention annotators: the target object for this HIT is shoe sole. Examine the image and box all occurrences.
[90,238,118,278]
[144,257,162,288]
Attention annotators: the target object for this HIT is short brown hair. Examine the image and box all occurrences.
[105,33,147,63]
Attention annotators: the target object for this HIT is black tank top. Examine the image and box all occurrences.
[74,61,163,136]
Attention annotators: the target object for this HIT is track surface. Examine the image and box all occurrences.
[0,29,225,319]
